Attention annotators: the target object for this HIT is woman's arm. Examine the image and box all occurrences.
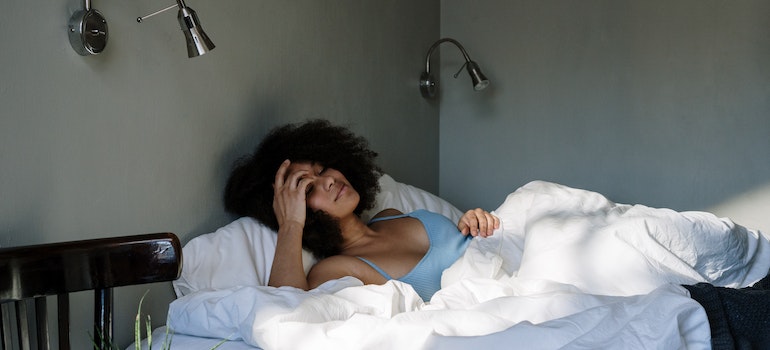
[268,160,313,289]
[269,221,309,289]
[458,208,500,238]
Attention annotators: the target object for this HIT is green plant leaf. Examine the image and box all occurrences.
[135,290,150,350]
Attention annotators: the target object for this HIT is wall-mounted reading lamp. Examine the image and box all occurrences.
[420,38,489,99]
[137,0,215,58]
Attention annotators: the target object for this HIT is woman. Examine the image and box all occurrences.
[224,119,498,301]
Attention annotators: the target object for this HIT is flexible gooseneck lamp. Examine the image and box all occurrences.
[420,38,489,98]
[137,0,215,58]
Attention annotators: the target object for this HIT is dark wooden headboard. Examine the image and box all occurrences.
[0,232,182,350]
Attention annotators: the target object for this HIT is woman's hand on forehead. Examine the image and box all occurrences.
[273,160,312,228]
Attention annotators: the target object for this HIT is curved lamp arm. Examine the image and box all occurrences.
[420,38,489,99]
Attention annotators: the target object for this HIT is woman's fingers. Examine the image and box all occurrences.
[274,159,291,188]
[274,160,311,194]
[273,160,311,227]
[458,209,500,238]
[460,210,478,236]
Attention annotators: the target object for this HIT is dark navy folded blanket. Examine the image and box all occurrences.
[683,274,770,350]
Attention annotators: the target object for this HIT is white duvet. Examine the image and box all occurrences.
[167,181,770,350]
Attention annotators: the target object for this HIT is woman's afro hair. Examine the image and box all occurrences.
[223,119,382,257]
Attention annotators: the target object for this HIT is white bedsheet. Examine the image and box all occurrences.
[166,181,770,350]
[132,327,258,350]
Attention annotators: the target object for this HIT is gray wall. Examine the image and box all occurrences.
[0,1,439,348]
[439,1,770,233]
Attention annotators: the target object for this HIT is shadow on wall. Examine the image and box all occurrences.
[179,102,282,245]
[708,182,770,235]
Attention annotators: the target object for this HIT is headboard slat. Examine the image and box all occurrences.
[57,294,70,350]
[34,297,48,349]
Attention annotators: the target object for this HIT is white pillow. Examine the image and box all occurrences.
[362,174,463,223]
[173,174,462,297]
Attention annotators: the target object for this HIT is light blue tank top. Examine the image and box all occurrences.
[358,209,471,301]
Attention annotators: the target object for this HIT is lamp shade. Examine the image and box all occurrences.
[466,61,489,91]
[178,6,215,58]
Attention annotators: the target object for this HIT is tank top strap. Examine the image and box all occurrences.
[367,211,409,224]
[356,257,393,280]
[361,211,411,280]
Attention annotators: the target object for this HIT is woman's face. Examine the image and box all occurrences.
[286,161,360,218]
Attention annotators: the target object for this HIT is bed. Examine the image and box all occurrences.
[132,175,770,350]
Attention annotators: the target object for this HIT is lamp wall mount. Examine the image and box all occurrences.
[68,0,108,56]
[419,38,489,99]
